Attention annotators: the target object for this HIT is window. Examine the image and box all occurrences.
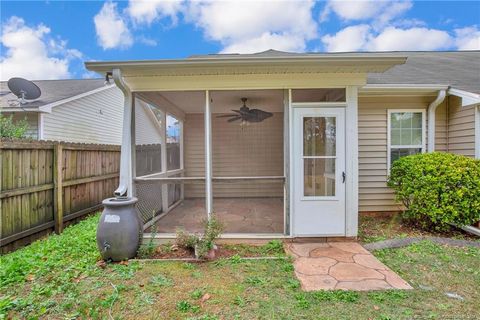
[388,110,426,170]
[303,116,336,197]
[292,88,346,103]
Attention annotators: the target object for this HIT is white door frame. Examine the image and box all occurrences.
[288,87,358,237]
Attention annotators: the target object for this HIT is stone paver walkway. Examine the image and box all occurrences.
[285,242,412,291]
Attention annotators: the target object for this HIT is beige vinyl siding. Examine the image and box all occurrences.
[42,87,123,144]
[2,112,39,139]
[447,96,475,157]
[184,113,284,198]
[358,96,447,212]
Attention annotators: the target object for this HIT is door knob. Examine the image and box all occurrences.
[342,171,346,183]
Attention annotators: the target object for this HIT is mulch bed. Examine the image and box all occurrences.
[147,244,270,260]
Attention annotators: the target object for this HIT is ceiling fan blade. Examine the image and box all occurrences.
[227,116,242,122]
[216,114,238,118]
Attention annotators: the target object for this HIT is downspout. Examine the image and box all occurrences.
[112,68,133,197]
[427,89,447,152]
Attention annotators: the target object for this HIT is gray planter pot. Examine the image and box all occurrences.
[96,197,142,261]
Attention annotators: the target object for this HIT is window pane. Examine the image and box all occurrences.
[400,113,413,129]
[412,113,422,128]
[400,128,412,145]
[303,117,336,156]
[167,115,181,170]
[292,89,346,102]
[390,148,422,165]
[412,128,422,145]
[390,114,401,128]
[391,128,401,145]
[304,158,336,196]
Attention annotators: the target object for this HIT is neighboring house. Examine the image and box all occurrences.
[85,50,480,238]
[0,79,124,144]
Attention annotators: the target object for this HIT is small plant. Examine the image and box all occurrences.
[191,289,203,299]
[175,215,224,259]
[388,152,480,231]
[313,290,359,303]
[137,210,158,258]
[0,114,29,138]
[176,300,192,312]
[285,278,300,290]
[150,274,174,287]
[262,240,284,254]
[294,293,310,309]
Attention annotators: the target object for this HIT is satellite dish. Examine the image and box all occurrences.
[7,77,41,104]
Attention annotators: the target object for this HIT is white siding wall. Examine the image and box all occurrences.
[135,99,162,145]
[42,87,123,144]
[357,95,447,212]
[2,112,39,139]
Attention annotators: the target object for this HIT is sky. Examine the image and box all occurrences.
[1,0,479,80]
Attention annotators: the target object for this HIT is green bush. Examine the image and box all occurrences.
[387,152,480,231]
[0,114,29,138]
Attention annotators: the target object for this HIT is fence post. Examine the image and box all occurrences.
[53,143,64,234]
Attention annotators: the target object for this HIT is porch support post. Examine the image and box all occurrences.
[345,86,359,237]
[204,90,213,218]
[283,89,290,235]
[112,68,133,197]
[130,93,136,196]
[160,109,169,214]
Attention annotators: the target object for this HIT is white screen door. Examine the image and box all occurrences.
[292,107,346,236]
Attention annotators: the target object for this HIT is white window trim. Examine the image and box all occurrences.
[387,109,427,174]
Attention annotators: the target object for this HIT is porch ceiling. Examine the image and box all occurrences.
[139,89,284,113]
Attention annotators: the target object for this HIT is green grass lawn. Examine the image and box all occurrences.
[1,214,479,319]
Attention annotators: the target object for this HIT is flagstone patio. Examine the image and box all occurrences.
[285,242,412,291]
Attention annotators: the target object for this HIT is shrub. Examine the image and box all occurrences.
[387,152,480,231]
[175,215,224,259]
[0,114,29,138]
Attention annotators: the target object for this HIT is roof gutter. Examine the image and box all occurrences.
[427,89,447,152]
[112,68,133,198]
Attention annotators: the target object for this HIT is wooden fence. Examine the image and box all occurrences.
[0,139,120,252]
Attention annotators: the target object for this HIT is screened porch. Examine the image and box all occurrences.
[134,89,287,235]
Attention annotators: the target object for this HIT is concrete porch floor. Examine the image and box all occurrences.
[148,198,284,234]
[285,242,412,291]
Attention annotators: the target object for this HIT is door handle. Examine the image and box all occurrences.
[342,172,346,183]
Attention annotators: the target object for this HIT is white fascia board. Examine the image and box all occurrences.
[360,84,449,96]
[0,107,43,113]
[447,88,480,107]
[38,84,114,113]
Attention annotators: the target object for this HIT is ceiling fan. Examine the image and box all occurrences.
[217,98,273,124]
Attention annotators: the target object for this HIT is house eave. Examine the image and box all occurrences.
[360,84,449,96]
[85,56,407,77]
[447,88,480,107]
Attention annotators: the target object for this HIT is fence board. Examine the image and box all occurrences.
[1,139,121,252]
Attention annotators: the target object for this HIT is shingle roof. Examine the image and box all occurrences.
[2,51,479,112]
[0,78,105,110]
[190,50,480,94]
[366,51,480,94]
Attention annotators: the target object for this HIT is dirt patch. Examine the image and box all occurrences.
[146,243,282,260]
[358,212,477,243]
